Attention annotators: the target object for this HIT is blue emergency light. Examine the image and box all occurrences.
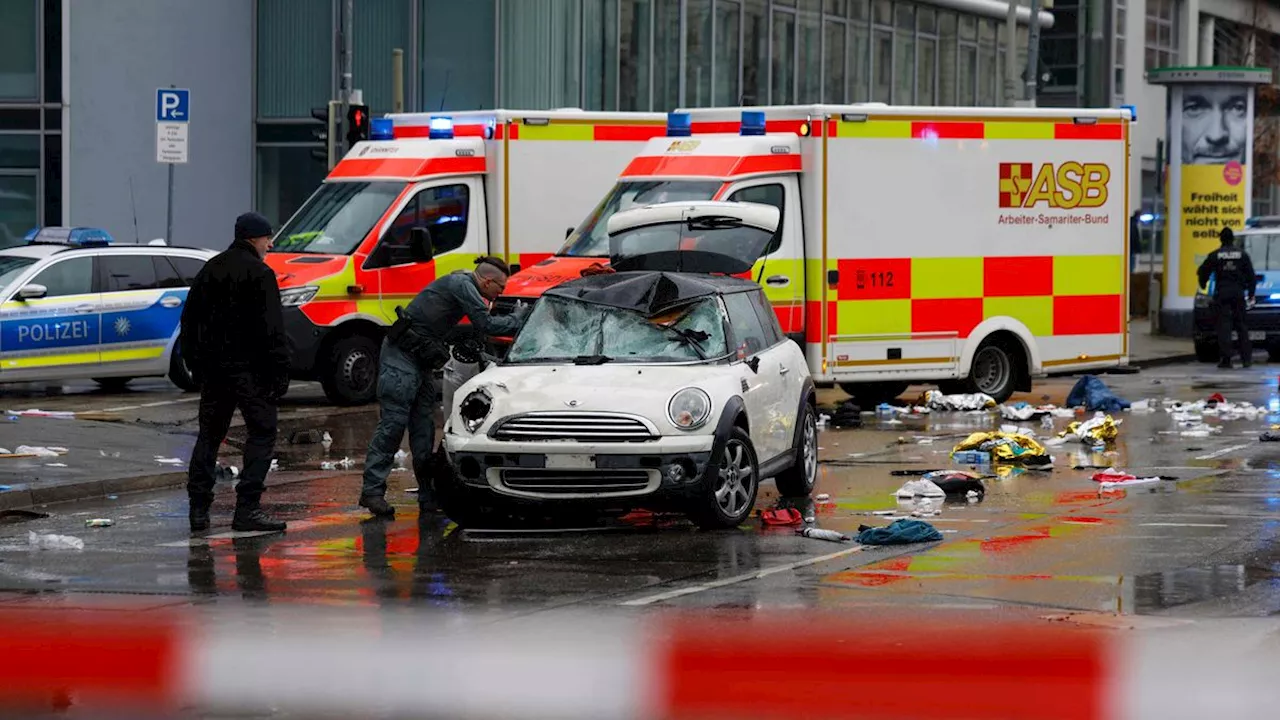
[741,111,766,136]
[370,117,394,140]
[1121,104,1138,123]
[1139,212,1154,223]
[666,112,692,137]
[428,116,454,140]
[25,226,113,247]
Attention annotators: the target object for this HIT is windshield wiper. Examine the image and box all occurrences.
[661,326,710,360]
[573,354,612,365]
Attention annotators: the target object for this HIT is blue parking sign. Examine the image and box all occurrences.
[156,89,190,123]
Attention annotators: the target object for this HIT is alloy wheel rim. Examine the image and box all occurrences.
[715,440,753,517]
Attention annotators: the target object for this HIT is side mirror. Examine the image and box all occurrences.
[17,284,47,301]
[509,263,521,274]
[409,227,434,263]
[746,356,761,374]
[565,226,574,239]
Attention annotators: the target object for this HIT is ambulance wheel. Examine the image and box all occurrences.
[168,345,198,392]
[93,377,133,392]
[968,338,1019,403]
[1195,341,1220,363]
[322,335,379,406]
[839,382,908,406]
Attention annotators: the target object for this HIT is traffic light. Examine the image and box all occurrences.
[310,101,340,169]
[345,104,371,148]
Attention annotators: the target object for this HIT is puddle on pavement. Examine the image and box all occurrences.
[1133,564,1278,612]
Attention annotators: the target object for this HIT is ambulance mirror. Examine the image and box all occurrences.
[17,284,46,301]
[565,226,574,239]
[409,227,434,263]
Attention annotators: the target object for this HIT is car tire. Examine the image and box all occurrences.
[774,402,818,497]
[966,338,1020,403]
[690,427,760,530]
[321,335,380,406]
[92,377,133,392]
[168,343,198,393]
[839,382,908,407]
[1196,340,1220,363]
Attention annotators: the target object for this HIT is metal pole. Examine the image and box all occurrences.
[165,83,175,244]
[340,0,354,154]
[1024,0,1043,103]
[392,48,404,113]
[1150,139,1165,329]
[1004,0,1019,106]
[1086,0,1106,106]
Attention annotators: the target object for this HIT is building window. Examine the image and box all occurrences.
[771,6,796,104]
[1113,0,1126,99]
[0,174,38,247]
[1145,0,1178,71]
[0,0,38,100]
[714,0,742,105]
[256,0,331,119]
[958,14,978,105]
[978,18,997,105]
[742,0,768,104]
[423,0,497,112]
[255,147,329,229]
[871,0,892,103]
[653,0,680,109]
[499,0,581,108]
[797,2,821,103]
[686,0,712,106]
[847,0,869,102]
[937,11,956,105]
[620,0,653,110]
[823,16,847,102]
[893,3,915,103]
[917,7,938,105]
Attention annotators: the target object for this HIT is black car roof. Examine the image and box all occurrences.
[545,270,761,315]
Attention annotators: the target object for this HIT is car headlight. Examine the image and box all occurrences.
[459,388,492,433]
[280,285,319,307]
[668,388,711,431]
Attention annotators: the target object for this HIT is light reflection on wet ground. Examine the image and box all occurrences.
[2,365,1280,619]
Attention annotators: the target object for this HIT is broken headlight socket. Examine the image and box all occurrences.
[459,388,492,434]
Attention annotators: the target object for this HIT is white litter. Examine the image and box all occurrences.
[44,463,67,467]
[7,409,76,419]
[966,489,981,501]
[320,456,355,471]
[1098,477,1162,491]
[269,459,280,472]
[28,531,84,551]
[154,457,184,465]
[321,431,333,450]
[0,448,9,454]
[925,390,996,412]
[910,497,941,517]
[394,450,410,468]
[894,479,946,499]
[815,493,830,501]
[1128,399,1154,413]
[17,446,62,458]
[99,449,121,458]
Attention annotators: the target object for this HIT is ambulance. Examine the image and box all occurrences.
[493,104,1132,404]
[267,109,669,405]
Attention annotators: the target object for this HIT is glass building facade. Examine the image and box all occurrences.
[254,0,1032,225]
[0,0,61,248]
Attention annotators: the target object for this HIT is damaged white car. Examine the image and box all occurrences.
[441,201,818,529]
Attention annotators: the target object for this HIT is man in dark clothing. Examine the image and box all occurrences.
[359,256,530,518]
[181,212,291,533]
[1197,225,1258,369]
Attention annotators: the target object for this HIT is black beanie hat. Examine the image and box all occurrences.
[234,212,273,241]
[1220,226,1235,244]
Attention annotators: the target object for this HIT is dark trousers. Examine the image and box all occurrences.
[360,342,437,501]
[187,373,279,508]
[1215,294,1252,363]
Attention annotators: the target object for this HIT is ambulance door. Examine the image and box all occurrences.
[0,255,102,380]
[720,176,806,346]
[364,177,487,322]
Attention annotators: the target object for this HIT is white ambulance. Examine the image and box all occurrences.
[266,109,668,404]
[502,105,1132,403]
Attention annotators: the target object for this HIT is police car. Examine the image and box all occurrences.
[0,227,215,390]
[1194,216,1280,362]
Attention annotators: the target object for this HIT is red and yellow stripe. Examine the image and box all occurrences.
[828,116,1126,141]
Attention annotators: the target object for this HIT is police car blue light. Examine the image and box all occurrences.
[25,226,114,247]
[428,116,454,140]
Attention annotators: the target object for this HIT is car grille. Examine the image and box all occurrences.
[499,468,656,494]
[491,413,657,442]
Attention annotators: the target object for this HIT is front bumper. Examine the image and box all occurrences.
[445,434,716,502]
[1193,302,1280,344]
[283,306,330,376]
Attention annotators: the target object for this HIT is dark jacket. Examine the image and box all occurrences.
[179,240,290,382]
[1197,245,1258,299]
[402,270,523,342]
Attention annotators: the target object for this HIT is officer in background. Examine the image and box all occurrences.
[181,212,291,533]
[359,254,530,518]
[1198,225,1258,369]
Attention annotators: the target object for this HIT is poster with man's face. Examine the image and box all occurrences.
[1180,84,1249,165]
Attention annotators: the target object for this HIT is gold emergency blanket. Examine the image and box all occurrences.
[951,431,1051,466]
[1060,414,1120,445]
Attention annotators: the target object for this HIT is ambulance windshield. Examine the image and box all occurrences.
[270,181,403,255]
[558,180,721,258]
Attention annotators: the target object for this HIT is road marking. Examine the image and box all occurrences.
[1139,522,1229,528]
[101,396,202,413]
[619,545,868,607]
[1194,444,1251,461]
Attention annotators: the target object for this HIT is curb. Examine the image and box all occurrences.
[0,470,189,512]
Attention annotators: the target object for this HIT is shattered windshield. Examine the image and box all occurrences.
[506,296,728,364]
[558,180,722,258]
[270,181,402,255]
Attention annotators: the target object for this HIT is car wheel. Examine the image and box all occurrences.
[839,382,908,407]
[321,335,379,406]
[168,343,198,392]
[691,427,760,530]
[92,377,133,392]
[774,402,818,497]
[968,338,1020,403]
[1196,340,1220,363]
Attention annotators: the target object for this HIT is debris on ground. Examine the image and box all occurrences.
[1057,413,1120,446]
[1261,431,1280,442]
[5,409,76,419]
[797,527,850,542]
[761,508,804,526]
[28,532,84,550]
[823,401,863,428]
[952,431,1052,467]
[269,459,280,472]
[815,493,831,501]
[855,519,944,545]
[1066,375,1130,413]
[321,457,355,471]
[923,390,996,412]
[1128,399,1155,413]
[84,519,113,528]
[289,429,328,444]
[1091,469,1176,491]
[894,479,946,499]
[214,465,238,482]
[0,509,49,522]
[155,456,184,465]
[901,496,941,517]
[321,431,333,450]
[1000,403,1073,421]
[99,449,121,458]
[8,445,69,459]
[922,470,986,498]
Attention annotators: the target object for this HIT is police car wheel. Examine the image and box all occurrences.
[93,377,133,392]
[321,335,379,406]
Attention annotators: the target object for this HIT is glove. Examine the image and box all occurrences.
[511,300,533,324]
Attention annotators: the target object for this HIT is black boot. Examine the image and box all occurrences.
[360,495,396,518]
[232,501,286,532]
[189,497,211,533]
[1218,358,1233,369]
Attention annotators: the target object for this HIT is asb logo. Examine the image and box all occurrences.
[998,162,1110,209]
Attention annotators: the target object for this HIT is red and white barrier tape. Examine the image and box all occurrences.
[0,609,1277,718]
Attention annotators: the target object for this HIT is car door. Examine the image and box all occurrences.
[0,255,101,380]
[746,287,805,450]
[97,252,176,375]
[364,179,485,322]
[722,290,786,463]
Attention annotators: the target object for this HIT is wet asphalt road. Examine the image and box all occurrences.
[0,362,1278,623]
